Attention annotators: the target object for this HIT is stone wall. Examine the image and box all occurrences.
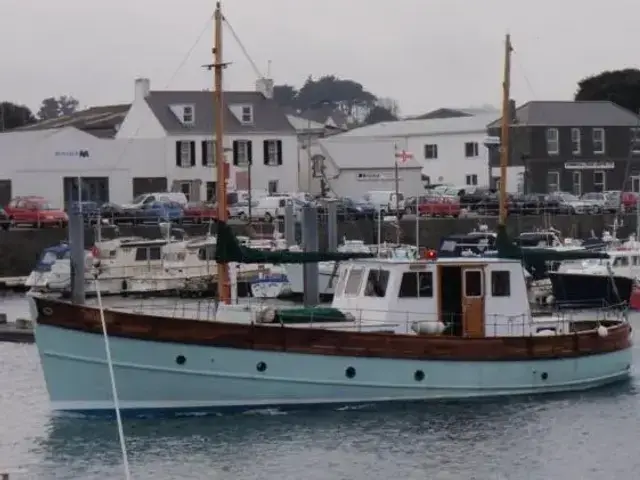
[0,214,634,277]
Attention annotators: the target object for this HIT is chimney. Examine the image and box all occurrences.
[134,78,150,100]
[255,77,274,99]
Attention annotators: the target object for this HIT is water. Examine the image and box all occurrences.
[2,294,640,479]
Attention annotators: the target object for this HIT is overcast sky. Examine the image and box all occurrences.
[3,0,639,116]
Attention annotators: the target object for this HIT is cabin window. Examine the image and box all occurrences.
[135,248,147,261]
[612,256,629,267]
[198,245,217,261]
[149,247,161,260]
[398,272,433,297]
[364,269,390,297]
[334,267,349,296]
[491,270,510,297]
[344,267,365,295]
[464,270,483,297]
[634,256,639,266]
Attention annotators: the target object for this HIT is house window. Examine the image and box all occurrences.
[241,106,253,124]
[546,128,559,155]
[263,140,283,166]
[491,271,510,297]
[547,171,560,193]
[202,140,215,166]
[178,181,192,201]
[632,176,640,193]
[465,174,478,186]
[464,142,479,157]
[572,171,582,196]
[206,181,216,202]
[232,140,252,166]
[268,180,278,194]
[424,144,438,159]
[594,170,606,192]
[631,128,640,154]
[176,141,195,167]
[183,105,194,124]
[571,128,581,155]
[592,128,605,154]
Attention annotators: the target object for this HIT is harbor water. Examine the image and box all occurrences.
[1,294,640,479]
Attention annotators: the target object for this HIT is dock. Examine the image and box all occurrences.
[0,317,34,343]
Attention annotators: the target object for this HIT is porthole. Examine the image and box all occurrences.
[176,355,186,365]
[414,370,425,382]
[541,372,548,380]
[256,361,267,372]
[345,366,356,378]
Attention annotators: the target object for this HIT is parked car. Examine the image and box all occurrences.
[509,194,544,215]
[458,187,496,211]
[544,192,589,214]
[5,196,68,227]
[0,207,11,230]
[603,191,639,213]
[132,201,184,224]
[417,194,461,217]
[340,197,378,219]
[580,192,606,213]
[183,202,218,223]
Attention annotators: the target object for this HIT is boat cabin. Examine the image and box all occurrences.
[331,257,561,338]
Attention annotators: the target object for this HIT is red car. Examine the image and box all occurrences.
[5,196,68,228]
[183,202,218,223]
[417,194,461,218]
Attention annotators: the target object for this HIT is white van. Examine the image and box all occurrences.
[122,192,188,209]
[255,196,293,222]
[228,189,269,205]
[364,191,405,215]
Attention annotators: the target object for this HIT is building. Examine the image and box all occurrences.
[487,101,640,194]
[306,137,423,198]
[116,77,299,198]
[0,127,165,206]
[333,113,498,187]
[0,78,300,206]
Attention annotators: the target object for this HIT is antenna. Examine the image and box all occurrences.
[266,60,272,78]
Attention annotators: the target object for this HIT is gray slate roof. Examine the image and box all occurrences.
[15,104,130,138]
[318,137,422,170]
[487,101,640,128]
[145,91,295,134]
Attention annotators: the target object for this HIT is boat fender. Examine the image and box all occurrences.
[411,321,446,335]
[122,280,127,291]
[545,295,555,305]
[535,329,556,336]
[257,307,277,323]
[344,312,356,322]
[597,325,608,338]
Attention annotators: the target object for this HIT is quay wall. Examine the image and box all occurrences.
[0,214,631,277]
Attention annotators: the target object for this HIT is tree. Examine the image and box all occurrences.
[364,105,398,125]
[273,84,297,108]
[296,75,377,118]
[0,102,36,130]
[37,95,80,120]
[575,69,640,113]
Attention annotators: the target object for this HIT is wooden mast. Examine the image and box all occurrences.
[498,34,513,226]
[214,1,230,303]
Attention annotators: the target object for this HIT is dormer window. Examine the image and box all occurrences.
[183,105,194,124]
[241,105,253,124]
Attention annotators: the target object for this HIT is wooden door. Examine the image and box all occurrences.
[462,268,485,337]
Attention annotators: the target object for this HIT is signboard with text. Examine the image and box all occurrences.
[564,161,614,170]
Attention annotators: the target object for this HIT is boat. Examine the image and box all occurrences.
[549,238,640,308]
[282,240,419,300]
[25,243,73,288]
[30,32,632,415]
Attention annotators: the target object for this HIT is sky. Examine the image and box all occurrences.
[2,0,640,116]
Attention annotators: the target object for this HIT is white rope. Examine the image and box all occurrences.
[94,274,132,480]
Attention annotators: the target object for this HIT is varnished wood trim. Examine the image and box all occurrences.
[33,297,632,362]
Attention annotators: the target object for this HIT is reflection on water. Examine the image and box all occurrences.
[1,294,640,479]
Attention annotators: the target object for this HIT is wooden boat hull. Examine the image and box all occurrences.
[31,297,633,414]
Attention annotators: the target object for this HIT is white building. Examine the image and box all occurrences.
[306,137,424,198]
[116,77,299,198]
[0,77,299,206]
[334,113,499,187]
